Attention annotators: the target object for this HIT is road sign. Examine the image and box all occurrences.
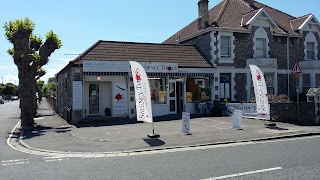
[291,62,302,74]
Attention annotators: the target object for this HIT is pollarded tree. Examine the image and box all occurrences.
[3,18,62,130]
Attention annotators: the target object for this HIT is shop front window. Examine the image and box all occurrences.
[149,77,167,104]
[186,77,211,102]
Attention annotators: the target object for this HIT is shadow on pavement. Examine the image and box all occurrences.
[266,126,289,131]
[143,138,165,147]
[11,125,73,140]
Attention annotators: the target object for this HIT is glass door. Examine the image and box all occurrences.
[169,81,176,114]
[89,84,99,115]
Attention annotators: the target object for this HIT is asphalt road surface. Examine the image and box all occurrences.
[1,101,320,180]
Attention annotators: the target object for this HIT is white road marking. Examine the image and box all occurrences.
[45,158,65,162]
[2,159,28,163]
[201,167,283,180]
[2,159,29,166]
[2,161,29,166]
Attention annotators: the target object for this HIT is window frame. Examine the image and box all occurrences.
[306,42,315,60]
[256,38,267,58]
[220,35,231,57]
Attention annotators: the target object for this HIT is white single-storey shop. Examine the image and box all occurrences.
[56,41,216,124]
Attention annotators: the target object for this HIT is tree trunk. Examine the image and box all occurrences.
[19,70,35,130]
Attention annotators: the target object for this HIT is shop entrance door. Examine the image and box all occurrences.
[89,84,100,115]
[220,73,231,102]
[169,80,184,114]
[169,81,176,114]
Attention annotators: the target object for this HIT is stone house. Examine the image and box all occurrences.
[163,0,320,102]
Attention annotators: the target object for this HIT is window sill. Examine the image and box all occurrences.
[219,58,234,64]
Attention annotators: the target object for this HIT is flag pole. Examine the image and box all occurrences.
[148,121,160,138]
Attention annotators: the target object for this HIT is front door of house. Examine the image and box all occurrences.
[220,73,231,102]
[89,84,100,115]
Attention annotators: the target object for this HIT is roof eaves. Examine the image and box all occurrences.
[298,14,320,30]
[179,26,250,43]
[246,8,279,28]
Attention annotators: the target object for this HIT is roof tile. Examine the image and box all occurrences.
[73,41,212,68]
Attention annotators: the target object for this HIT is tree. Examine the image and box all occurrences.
[42,77,56,97]
[3,18,62,130]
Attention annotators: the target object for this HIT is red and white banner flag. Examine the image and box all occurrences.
[129,61,153,123]
[249,64,270,119]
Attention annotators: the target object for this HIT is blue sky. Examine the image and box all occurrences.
[0,0,319,84]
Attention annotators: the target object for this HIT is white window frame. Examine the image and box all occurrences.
[253,27,270,58]
[256,38,267,58]
[220,36,231,57]
[217,32,235,63]
[304,32,318,60]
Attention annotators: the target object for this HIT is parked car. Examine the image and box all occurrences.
[11,96,19,101]
[0,96,4,104]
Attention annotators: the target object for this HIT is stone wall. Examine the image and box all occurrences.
[183,32,212,62]
[233,32,253,68]
[234,73,247,101]
[277,74,288,95]
[270,102,317,125]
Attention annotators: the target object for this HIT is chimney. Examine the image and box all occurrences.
[244,0,254,7]
[198,0,209,30]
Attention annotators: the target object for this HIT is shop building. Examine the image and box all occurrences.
[56,41,215,124]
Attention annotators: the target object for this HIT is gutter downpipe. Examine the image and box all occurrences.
[287,35,290,99]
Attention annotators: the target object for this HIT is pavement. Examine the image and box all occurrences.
[8,99,320,157]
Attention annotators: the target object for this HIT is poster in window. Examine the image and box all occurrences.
[113,83,127,115]
[159,91,166,103]
[186,92,193,103]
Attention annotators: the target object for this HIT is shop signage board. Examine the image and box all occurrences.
[83,61,179,73]
[112,83,127,115]
[72,81,83,109]
[83,61,129,72]
[140,62,178,73]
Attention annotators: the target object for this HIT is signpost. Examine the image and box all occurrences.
[291,62,302,124]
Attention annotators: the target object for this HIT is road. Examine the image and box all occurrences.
[1,101,320,180]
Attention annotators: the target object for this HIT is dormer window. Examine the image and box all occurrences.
[221,36,231,57]
[256,38,267,58]
[253,27,269,58]
[306,42,315,60]
[304,32,318,60]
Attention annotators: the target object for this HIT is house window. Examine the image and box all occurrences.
[256,38,266,58]
[221,36,231,57]
[306,42,315,60]
[253,27,269,58]
[304,32,318,60]
[302,74,311,92]
[265,73,274,95]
